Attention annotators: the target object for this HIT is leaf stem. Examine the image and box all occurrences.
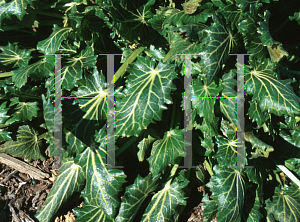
[38,133,47,140]
[114,47,145,83]
[0,124,8,129]
[0,72,13,78]
[26,8,65,19]
[204,159,214,176]
[170,163,179,177]
[162,50,173,63]
[271,17,290,36]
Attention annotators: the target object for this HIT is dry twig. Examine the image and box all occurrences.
[0,154,49,180]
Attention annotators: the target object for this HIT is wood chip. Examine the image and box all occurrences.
[0,154,49,180]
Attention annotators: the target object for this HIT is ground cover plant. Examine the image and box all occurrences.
[1,0,300,221]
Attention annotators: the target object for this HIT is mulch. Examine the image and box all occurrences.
[0,153,80,222]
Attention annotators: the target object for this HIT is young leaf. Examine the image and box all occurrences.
[41,94,54,133]
[116,174,160,222]
[0,0,34,27]
[137,135,155,162]
[75,142,127,219]
[141,173,189,221]
[61,45,97,90]
[200,14,235,85]
[0,42,31,68]
[35,158,85,222]
[37,25,72,55]
[73,198,114,222]
[11,57,54,88]
[192,79,222,122]
[71,67,107,121]
[213,135,239,167]
[115,56,177,137]
[5,97,39,125]
[0,125,45,162]
[266,186,300,222]
[147,129,186,175]
[245,59,300,117]
[220,70,237,126]
[206,165,245,221]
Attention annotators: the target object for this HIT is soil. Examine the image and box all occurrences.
[0,150,215,222]
[0,150,83,222]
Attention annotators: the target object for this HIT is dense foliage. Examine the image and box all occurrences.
[1,0,300,221]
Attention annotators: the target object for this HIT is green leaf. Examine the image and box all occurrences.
[220,118,236,141]
[11,57,54,88]
[62,99,98,147]
[57,42,78,54]
[238,3,267,62]
[75,130,127,219]
[167,31,203,58]
[290,12,300,25]
[279,131,300,148]
[2,81,42,100]
[247,100,269,126]
[37,25,72,55]
[213,135,238,167]
[73,198,114,222]
[5,97,39,125]
[141,173,188,221]
[198,116,219,137]
[137,135,155,162]
[71,67,107,121]
[206,165,245,222]
[245,158,268,185]
[116,173,160,222]
[61,45,97,90]
[115,56,177,137]
[0,101,9,124]
[220,70,237,126]
[35,157,85,222]
[65,129,86,155]
[279,115,300,148]
[245,131,274,158]
[41,94,54,133]
[0,125,45,162]
[163,5,212,25]
[200,14,235,85]
[0,42,31,68]
[218,3,241,29]
[279,115,300,130]
[0,0,34,28]
[258,10,288,62]
[266,185,300,222]
[202,193,218,222]
[103,0,158,45]
[0,129,11,143]
[147,129,186,175]
[245,59,300,117]
[192,79,222,122]
[242,192,264,222]
[195,164,205,184]
[200,136,214,156]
